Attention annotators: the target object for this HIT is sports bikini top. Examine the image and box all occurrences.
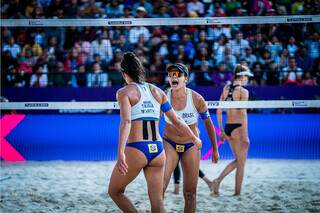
[131,82,161,120]
[225,84,241,101]
[164,88,199,125]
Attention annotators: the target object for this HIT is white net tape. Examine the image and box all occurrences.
[1,100,319,110]
[1,15,319,27]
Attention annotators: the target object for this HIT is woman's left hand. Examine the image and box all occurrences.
[212,149,219,163]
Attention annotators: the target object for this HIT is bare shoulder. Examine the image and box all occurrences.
[116,84,136,99]
[239,86,249,96]
[223,84,230,91]
[191,89,205,103]
[148,83,165,103]
[190,89,206,111]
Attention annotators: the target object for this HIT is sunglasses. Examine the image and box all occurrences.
[168,70,184,78]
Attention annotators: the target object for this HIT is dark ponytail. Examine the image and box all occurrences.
[121,52,145,83]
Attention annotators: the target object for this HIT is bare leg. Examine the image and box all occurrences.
[211,137,238,195]
[108,148,146,213]
[173,162,181,194]
[199,170,212,191]
[163,141,179,196]
[211,160,237,195]
[181,147,200,213]
[144,151,166,213]
[234,139,249,196]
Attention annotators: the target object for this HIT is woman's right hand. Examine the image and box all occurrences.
[219,131,227,143]
[194,137,202,150]
[117,152,128,175]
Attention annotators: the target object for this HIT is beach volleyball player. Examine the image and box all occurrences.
[162,63,219,212]
[107,52,201,212]
[212,64,252,196]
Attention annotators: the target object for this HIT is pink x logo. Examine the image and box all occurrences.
[201,127,223,160]
[0,114,26,161]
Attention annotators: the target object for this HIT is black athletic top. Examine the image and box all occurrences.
[225,84,241,101]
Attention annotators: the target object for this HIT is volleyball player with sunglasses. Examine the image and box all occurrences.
[162,63,219,212]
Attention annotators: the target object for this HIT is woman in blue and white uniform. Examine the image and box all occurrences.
[108,52,201,213]
[162,63,219,213]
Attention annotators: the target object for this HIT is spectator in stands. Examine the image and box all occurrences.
[30,64,48,87]
[148,52,165,85]
[193,47,213,85]
[74,64,87,87]
[90,32,113,64]
[287,36,298,56]
[114,34,132,52]
[4,65,26,87]
[295,44,313,72]
[25,0,38,18]
[105,1,124,18]
[135,34,150,54]
[65,0,79,18]
[47,36,61,60]
[87,62,108,87]
[265,36,283,60]
[153,4,170,18]
[305,32,320,60]
[302,71,317,86]
[196,30,210,50]
[129,22,150,44]
[213,34,229,63]
[230,31,250,58]
[224,0,241,16]
[133,0,153,16]
[211,62,233,86]
[251,33,266,57]
[259,49,272,70]
[46,0,64,17]
[251,0,272,15]
[218,47,237,71]
[108,49,124,86]
[182,34,196,61]
[122,5,133,18]
[241,47,257,68]
[1,50,18,74]
[251,62,266,85]
[172,0,187,17]
[2,36,21,59]
[50,61,70,87]
[266,60,280,85]
[282,56,303,85]
[187,0,204,16]
[291,0,304,15]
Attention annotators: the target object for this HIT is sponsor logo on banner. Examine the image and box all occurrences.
[25,103,49,107]
[287,18,312,23]
[207,101,220,107]
[206,18,221,24]
[107,21,132,25]
[292,101,308,107]
[29,20,44,26]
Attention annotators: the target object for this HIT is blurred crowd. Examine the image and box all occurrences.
[1,0,320,88]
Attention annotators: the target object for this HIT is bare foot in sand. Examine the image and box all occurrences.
[211,179,220,195]
[206,181,213,192]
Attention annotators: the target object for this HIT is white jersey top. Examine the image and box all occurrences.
[131,83,161,120]
[164,88,199,125]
